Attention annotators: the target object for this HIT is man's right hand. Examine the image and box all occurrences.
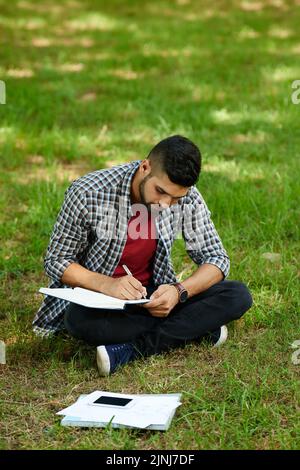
[61,263,147,301]
[101,275,147,300]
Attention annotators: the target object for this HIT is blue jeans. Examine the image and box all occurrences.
[64,280,252,358]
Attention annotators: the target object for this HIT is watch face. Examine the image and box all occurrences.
[180,290,188,302]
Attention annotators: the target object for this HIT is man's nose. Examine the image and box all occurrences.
[158,195,172,209]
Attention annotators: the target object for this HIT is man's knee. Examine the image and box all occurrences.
[64,304,82,339]
[226,281,253,319]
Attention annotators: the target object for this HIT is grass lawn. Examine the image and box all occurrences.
[0,0,299,450]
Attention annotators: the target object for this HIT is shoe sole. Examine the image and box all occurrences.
[213,325,228,348]
[96,346,110,376]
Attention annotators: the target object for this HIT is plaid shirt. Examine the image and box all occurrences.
[33,159,230,336]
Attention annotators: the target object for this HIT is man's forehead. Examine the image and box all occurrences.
[152,173,189,197]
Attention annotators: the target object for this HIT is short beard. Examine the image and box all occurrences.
[138,173,163,217]
[138,174,153,213]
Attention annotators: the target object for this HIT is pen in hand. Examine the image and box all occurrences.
[122,264,147,299]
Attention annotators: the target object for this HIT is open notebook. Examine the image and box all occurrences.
[39,287,150,309]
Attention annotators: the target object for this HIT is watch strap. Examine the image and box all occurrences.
[172,282,188,301]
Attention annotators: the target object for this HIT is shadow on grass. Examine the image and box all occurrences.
[6,332,95,369]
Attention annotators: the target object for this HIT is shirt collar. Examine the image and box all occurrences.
[118,160,142,218]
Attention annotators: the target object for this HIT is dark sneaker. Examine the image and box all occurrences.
[96,343,136,376]
[208,325,228,348]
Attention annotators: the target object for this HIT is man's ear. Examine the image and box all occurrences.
[140,159,152,175]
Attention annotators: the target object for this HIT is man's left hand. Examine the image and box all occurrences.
[140,284,179,317]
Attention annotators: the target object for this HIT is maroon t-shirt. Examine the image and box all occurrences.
[112,211,157,286]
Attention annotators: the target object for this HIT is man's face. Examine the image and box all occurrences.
[138,172,189,213]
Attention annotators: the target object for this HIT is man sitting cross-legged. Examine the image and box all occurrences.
[33,135,252,376]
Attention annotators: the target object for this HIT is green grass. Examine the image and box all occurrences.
[0,0,300,450]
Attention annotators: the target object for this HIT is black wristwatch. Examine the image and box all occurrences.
[171,282,189,303]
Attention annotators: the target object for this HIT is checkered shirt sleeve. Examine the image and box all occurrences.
[182,187,230,278]
[44,184,90,282]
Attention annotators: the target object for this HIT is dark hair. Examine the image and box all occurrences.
[147,135,201,187]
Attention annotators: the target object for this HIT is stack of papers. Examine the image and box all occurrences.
[39,287,150,309]
[58,391,182,431]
